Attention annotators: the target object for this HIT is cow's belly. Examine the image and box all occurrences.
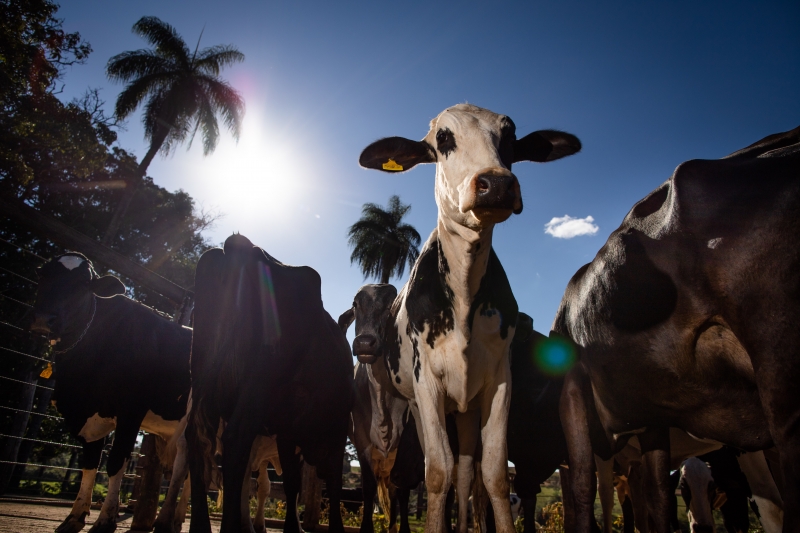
[588,321,771,450]
[78,413,117,442]
[141,410,180,440]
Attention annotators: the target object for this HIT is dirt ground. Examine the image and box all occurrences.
[0,500,228,533]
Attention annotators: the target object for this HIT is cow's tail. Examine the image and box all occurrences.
[188,395,221,488]
[376,476,393,519]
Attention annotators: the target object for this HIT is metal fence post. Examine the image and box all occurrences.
[131,434,164,531]
[301,462,322,531]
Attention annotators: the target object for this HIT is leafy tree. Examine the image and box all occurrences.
[102,16,245,245]
[348,195,421,284]
[0,0,217,494]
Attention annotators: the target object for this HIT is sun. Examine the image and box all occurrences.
[185,105,309,223]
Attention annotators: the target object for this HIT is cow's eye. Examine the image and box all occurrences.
[436,128,456,159]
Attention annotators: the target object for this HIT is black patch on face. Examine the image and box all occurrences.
[436,128,457,159]
[498,118,516,169]
[468,248,518,340]
[405,238,455,349]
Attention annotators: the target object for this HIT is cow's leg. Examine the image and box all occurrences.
[278,436,303,533]
[388,484,399,533]
[479,369,514,533]
[454,410,479,533]
[220,421,257,533]
[57,438,104,533]
[325,432,348,533]
[638,427,670,533]
[520,498,535,533]
[595,456,614,533]
[737,451,783,533]
[415,383,453,533]
[253,462,270,533]
[89,416,145,533]
[560,368,597,533]
[620,496,634,533]
[187,413,214,533]
[626,463,648,533]
[155,430,190,533]
[359,449,377,533]
[397,487,411,533]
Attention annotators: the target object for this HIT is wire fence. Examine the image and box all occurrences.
[0,232,186,511]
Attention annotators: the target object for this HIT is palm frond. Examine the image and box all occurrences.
[196,75,244,140]
[194,45,245,75]
[132,17,190,63]
[106,50,174,82]
[113,72,174,119]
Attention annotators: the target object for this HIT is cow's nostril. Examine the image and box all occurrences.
[353,334,378,355]
[477,177,491,192]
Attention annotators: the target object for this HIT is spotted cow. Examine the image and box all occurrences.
[358,104,580,533]
[30,253,191,533]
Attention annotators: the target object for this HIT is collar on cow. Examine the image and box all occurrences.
[53,296,97,355]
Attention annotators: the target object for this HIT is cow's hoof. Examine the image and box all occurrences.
[86,517,117,533]
[55,513,87,533]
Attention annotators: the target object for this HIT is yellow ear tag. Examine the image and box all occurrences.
[40,362,53,379]
[382,159,403,171]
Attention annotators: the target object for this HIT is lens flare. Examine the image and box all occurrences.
[534,336,576,377]
[258,262,281,342]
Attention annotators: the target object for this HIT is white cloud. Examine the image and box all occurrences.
[544,215,599,239]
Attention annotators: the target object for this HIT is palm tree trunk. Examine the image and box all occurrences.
[381,266,391,285]
[101,131,166,246]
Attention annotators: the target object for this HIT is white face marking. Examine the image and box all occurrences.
[423,104,518,229]
[681,457,716,531]
[78,413,116,442]
[58,255,86,270]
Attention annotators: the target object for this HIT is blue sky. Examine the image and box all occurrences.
[56,1,800,335]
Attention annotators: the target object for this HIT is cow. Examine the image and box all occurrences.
[30,253,191,533]
[186,233,353,533]
[553,126,800,532]
[357,103,580,533]
[340,284,432,533]
[341,284,575,533]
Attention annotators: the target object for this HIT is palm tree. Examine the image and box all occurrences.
[348,195,421,284]
[101,16,245,245]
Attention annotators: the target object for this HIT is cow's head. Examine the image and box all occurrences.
[360,104,580,231]
[338,284,398,364]
[680,457,723,533]
[31,253,126,340]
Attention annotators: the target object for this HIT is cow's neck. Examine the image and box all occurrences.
[58,295,97,349]
[437,216,494,328]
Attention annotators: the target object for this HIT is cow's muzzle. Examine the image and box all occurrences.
[31,313,55,335]
[470,169,522,222]
[353,334,379,364]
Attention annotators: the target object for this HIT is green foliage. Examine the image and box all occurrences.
[347,195,421,284]
[0,0,214,483]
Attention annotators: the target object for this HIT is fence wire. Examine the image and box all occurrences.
[0,346,51,363]
[0,405,62,420]
[0,374,53,390]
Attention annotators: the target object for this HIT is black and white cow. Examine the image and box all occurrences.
[30,253,191,533]
[357,104,580,533]
[340,284,425,533]
[553,126,800,532]
[186,233,353,533]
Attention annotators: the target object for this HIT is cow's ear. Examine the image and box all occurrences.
[513,130,581,163]
[360,137,436,173]
[338,308,355,334]
[91,275,126,297]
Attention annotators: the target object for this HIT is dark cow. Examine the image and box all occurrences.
[186,234,353,533]
[358,104,580,533]
[30,253,191,533]
[340,284,426,533]
[553,126,800,532]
